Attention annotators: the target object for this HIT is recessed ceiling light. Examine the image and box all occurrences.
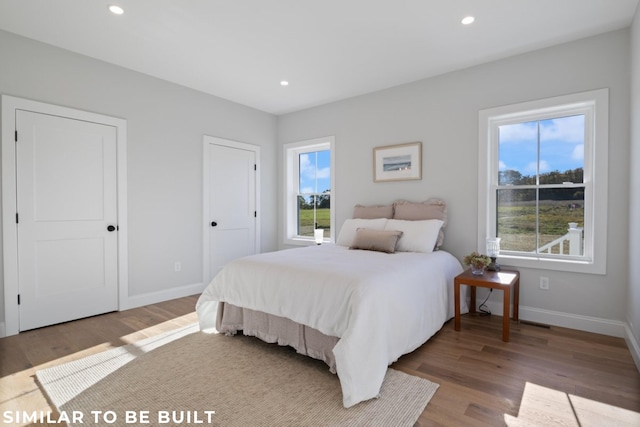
[461,16,475,25]
[280,81,289,86]
[108,5,124,15]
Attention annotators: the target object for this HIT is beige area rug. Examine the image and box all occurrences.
[37,324,438,426]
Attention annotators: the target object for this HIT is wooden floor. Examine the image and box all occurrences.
[1,295,639,426]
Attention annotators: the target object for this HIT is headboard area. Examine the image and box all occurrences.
[352,198,448,250]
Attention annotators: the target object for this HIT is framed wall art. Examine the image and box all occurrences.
[373,141,422,182]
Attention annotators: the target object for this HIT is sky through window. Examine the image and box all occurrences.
[498,115,584,178]
[299,150,331,193]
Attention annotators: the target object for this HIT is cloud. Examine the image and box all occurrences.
[315,167,330,179]
[500,115,584,145]
[300,153,330,180]
[299,154,312,174]
[300,186,315,194]
[524,160,551,174]
[498,160,507,171]
[571,144,584,161]
[499,122,537,143]
[540,116,584,143]
[539,160,551,172]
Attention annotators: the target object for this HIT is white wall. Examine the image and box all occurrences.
[278,29,631,336]
[0,30,278,332]
[628,7,640,367]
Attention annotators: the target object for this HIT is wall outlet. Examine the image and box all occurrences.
[174,262,181,272]
[539,276,549,290]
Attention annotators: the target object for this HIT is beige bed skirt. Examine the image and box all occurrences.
[216,302,339,373]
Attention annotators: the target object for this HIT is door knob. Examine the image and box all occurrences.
[211,221,218,227]
[107,225,117,232]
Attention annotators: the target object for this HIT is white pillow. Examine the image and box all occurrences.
[336,218,388,246]
[384,219,444,253]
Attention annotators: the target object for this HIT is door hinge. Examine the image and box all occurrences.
[15,130,18,142]
[254,164,257,171]
[15,213,18,224]
[17,294,20,305]
[254,211,257,218]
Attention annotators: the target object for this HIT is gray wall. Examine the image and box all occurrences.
[278,30,631,334]
[629,9,640,364]
[0,30,278,329]
[1,22,636,361]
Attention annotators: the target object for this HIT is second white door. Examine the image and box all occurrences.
[205,138,258,282]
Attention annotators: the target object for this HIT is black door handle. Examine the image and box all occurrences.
[107,225,117,232]
[211,221,217,227]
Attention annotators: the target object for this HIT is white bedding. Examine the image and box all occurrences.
[196,243,465,408]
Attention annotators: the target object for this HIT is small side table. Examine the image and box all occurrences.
[454,269,520,342]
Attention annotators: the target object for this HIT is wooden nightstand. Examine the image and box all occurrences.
[454,269,520,342]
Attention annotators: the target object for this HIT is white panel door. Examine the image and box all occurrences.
[208,142,257,279]
[16,110,118,331]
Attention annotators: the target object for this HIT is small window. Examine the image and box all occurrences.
[478,89,608,274]
[284,137,335,245]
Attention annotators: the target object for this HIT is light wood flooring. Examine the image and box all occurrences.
[1,295,639,426]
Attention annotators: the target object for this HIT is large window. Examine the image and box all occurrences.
[284,136,335,245]
[478,89,608,274]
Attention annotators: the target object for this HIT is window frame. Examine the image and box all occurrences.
[478,89,608,274]
[284,136,335,246]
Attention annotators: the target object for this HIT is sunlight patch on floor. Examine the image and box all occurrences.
[504,382,640,427]
[118,312,197,344]
[0,311,198,426]
[0,341,116,426]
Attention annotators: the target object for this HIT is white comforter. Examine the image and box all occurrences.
[196,244,464,408]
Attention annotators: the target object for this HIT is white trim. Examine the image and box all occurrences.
[478,89,608,274]
[478,298,626,337]
[202,135,261,286]
[624,324,640,373]
[283,136,335,246]
[120,282,206,311]
[1,95,128,337]
[518,305,625,337]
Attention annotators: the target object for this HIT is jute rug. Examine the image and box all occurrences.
[37,324,438,426]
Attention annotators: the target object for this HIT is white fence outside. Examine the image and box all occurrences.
[536,223,583,256]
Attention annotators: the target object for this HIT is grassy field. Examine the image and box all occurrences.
[298,208,331,237]
[498,200,584,253]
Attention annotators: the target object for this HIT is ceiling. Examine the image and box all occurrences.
[0,1,637,115]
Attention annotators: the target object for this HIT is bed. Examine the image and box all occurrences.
[196,199,468,408]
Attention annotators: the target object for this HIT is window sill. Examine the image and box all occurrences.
[497,254,605,275]
[284,237,330,247]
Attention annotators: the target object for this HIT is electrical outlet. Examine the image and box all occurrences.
[174,262,181,272]
[539,276,549,290]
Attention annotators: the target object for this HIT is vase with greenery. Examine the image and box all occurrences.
[463,251,491,275]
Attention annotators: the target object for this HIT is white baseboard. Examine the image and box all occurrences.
[625,324,640,373]
[0,284,205,338]
[119,282,206,311]
[482,301,626,338]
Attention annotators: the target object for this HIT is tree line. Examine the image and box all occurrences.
[498,168,584,202]
[298,190,331,209]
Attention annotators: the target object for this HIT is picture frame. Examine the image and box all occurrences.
[373,141,422,182]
